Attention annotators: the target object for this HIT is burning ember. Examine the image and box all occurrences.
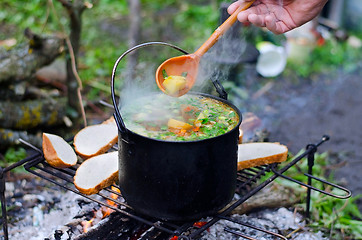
[102,186,121,217]
[81,186,121,233]
[81,217,95,233]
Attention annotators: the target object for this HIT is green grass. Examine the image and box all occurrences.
[263,151,362,239]
[0,147,27,173]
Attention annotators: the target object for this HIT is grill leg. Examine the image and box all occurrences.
[0,167,9,240]
[305,144,316,223]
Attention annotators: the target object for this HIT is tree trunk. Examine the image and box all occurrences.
[0,97,67,130]
[57,0,87,118]
[126,0,141,81]
[66,4,82,115]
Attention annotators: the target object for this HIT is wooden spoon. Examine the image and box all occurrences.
[156,0,255,97]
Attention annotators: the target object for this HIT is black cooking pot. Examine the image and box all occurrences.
[111,42,242,221]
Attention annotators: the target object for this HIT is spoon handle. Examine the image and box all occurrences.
[194,0,255,57]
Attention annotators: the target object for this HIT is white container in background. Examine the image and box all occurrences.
[256,42,287,77]
[284,21,316,64]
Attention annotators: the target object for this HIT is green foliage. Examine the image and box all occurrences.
[77,1,129,86]
[174,3,219,47]
[0,0,66,38]
[1,147,27,167]
[91,0,128,17]
[78,0,227,98]
[309,194,362,239]
[141,0,179,11]
[286,38,361,78]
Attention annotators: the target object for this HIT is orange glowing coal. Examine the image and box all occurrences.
[82,217,95,233]
[102,186,121,218]
[193,221,208,228]
[82,186,121,233]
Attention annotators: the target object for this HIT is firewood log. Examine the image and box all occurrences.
[231,183,301,215]
[0,97,67,130]
[0,128,42,149]
[0,29,64,84]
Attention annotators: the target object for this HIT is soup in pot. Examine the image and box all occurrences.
[121,94,239,141]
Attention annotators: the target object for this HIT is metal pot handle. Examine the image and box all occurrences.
[110,42,189,135]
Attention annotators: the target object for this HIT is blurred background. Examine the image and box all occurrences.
[0,0,361,238]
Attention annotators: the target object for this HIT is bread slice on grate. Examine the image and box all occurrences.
[238,129,244,144]
[237,142,288,170]
[73,122,118,159]
[102,116,116,125]
[74,151,118,195]
[42,133,78,168]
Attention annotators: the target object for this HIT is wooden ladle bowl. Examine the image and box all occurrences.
[156,0,255,97]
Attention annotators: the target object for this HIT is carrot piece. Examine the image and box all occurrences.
[193,126,200,132]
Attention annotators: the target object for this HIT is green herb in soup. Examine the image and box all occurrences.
[121,94,239,141]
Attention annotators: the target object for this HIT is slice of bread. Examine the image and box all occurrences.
[74,151,118,195]
[102,116,116,125]
[42,133,77,168]
[237,142,288,170]
[238,129,244,144]
[73,123,118,159]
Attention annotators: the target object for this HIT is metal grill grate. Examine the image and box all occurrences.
[0,135,351,240]
[22,147,286,239]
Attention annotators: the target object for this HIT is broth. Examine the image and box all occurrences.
[121,94,239,141]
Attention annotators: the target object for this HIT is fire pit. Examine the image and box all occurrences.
[0,135,351,240]
[0,42,353,240]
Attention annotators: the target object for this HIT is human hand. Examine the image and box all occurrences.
[228,0,328,34]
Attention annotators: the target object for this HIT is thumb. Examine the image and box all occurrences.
[228,0,254,14]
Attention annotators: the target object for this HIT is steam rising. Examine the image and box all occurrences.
[197,23,247,89]
[117,23,249,111]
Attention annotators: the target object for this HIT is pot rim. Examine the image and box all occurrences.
[119,91,242,144]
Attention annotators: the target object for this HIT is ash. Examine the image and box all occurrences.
[200,208,328,240]
[2,175,328,240]
[6,190,90,240]
[3,177,103,240]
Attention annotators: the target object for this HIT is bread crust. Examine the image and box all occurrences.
[73,152,119,195]
[74,171,118,195]
[238,129,244,144]
[102,116,116,125]
[237,142,288,171]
